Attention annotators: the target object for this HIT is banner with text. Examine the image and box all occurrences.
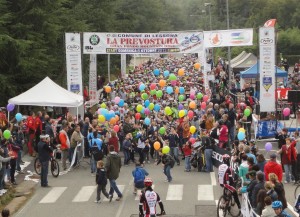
[259,27,276,112]
[83,32,203,54]
[89,54,97,102]
[203,29,253,48]
[65,33,83,96]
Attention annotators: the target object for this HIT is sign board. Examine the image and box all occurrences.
[89,54,97,101]
[83,32,204,54]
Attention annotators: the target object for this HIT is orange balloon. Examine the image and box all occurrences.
[105,86,112,93]
[154,142,161,150]
[159,79,166,87]
[110,117,116,125]
[194,63,201,70]
[178,68,185,76]
[115,115,119,122]
[175,87,179,94]
[189,101,196,109]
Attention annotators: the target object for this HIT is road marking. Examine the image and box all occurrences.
[116,181,132,217]
[135,185,155,200]
[166,184,183,200]
[287,202,298,216]
[210,172,216,186]
[103,185,125,201]
[72,186,97,202]
[198,185,214,201]
[39,187,67,203]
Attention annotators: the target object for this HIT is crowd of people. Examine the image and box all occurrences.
[0,54,300,216]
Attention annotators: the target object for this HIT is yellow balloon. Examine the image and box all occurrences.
[190,126,196,134]
[179,110,185,118]
[239,128,245,133]
[98,115,105,123]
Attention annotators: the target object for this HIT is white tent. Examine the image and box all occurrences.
[9,77,83,107]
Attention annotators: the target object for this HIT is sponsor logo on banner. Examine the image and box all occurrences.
[230,32,251,44]
[67,45,80,52]
[262,76,272,92]
[209,32,222,46]
[89,34,100,45]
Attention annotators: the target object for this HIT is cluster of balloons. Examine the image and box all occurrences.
[97,108,120,132]
[153,141,170,154]
[237,128,246,140]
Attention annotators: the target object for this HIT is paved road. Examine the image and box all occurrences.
[13,140,299,217]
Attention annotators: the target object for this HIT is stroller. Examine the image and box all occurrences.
[191,141,206,172]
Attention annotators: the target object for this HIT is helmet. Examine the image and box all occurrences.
[144,177,153,187]
[222,154,231,165]
[272,201,283,209]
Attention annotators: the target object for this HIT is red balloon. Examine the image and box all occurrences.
[189,137,196,144]
[113,125,120,132]
[203,95,209,102]
[188,110,194,119]
[150,83,156,90]
[135,113,141,120]
[201,102,206,110]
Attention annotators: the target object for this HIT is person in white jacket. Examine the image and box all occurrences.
[261,196,276,217]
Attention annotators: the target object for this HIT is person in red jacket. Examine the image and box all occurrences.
[59,122,70,171]
[264,153,283,182]
[278,138,298,183]
[27,111,37,156]
[218,120,228,149]
[108,131,119,153]
[182,141,192,172]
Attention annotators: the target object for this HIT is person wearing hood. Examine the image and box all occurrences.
[105,145,122,202]
[264,154,283,182]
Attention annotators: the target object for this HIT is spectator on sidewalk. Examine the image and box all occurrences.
[264,154,283,182]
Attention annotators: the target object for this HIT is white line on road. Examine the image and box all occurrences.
[115,181,133,217]
[198,185,214,201]
[72,186,97,202]
[103,185,125,202]
[287,202,298,217]
[210,172,216,186]
[135,185,155,200]
[166,184,183,200]
[39,187,67,203]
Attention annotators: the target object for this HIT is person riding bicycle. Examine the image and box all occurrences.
[139,177,166,217]
[218,154,241,210]
[272,200,292,217]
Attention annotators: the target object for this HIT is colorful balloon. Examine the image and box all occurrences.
[149,103,154,110]
[3,130,11,140]
[188,110,194,119]
[6,103,15,112]
[178,68,185,76]
[154,104,160,111]
[144,100,150,108]
[179,87,185,94]
[163,70,170,77]
[150,83,156,90]
[265,142,273,152]
[239,128,246,133]
[118,99,124,107]
[178,95,185,102]
[110,117,117,125]
[98,115,105,123]
[154,142,161,150]
[150,90,156,95]
[114,96,121,104]
[201,102,206,110]
[162,146,170,154]
[189,137,196,144]
[159,79,166,87]
[196,93,203,100]
[144,117,151,125]
[203,95,209,102]
[244,108,251,117]
[136,104,143,112]
[179,110,185,118]
[156,90,163,98]
[190,126,196,134]
[139,83,146,91]
[154,69,160,76]
[237,132,245,141]
[194,63,201,70]
[283,108,290,117]
[164,106,172,115]
[100,103,107,108]
[169,73,177,81]
[159,127,166,135]
[105,86,111,93]
[166,86,173,94]
[189,101,196,109]
[15,113,22,122]
[135,113,141,120]
[144,108,151,115]
[113,125,120,132]
[141,93,149,100]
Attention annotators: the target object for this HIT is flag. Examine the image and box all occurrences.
[264,19,277,27]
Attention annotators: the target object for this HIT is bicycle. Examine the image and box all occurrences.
[217,187,241,217]
[34,147,60,178]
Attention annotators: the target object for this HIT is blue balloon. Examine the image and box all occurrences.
[139,83,146,91]
[141,108,145,114]
[237,132,245,141]
[15,113,22,122]
[144,100,150,108]
[100,108,108,115]
[153,69,160,76]
[144,117,151,126]
[163,70,170,77]
[179,87,185,94]
[118,99,124,107]
[184,110,188,115]
[166,86,173,94]
[154,104,160,112]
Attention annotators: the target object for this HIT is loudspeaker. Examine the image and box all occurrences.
[288,90,300,103]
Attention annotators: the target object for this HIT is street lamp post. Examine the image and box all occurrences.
[226,0,232,89]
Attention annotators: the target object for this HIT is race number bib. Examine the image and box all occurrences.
[218,164,228,185]
[145,191,158,215]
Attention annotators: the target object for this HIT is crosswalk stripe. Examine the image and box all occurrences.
[166,184,183,200]
[72,186,97,202]
[134,185,155,200]
[39,187,67,203]
[103,185,125,201]
[198,185,214,201]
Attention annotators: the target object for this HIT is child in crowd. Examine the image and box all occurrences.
[182,141,192,172]
[95,160,109,203]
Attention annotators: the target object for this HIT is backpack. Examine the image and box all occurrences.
[134,168,145,183]
[168,154,175,168]
[90,140,103,161]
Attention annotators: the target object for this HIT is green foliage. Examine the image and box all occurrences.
[0,0,299,105]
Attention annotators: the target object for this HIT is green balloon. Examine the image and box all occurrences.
[244,108,251,117]
[162,146,170,154]
[3,130,11,140]
[159,127,166,135]
[150,90,156,95]
[142,93,149,100]
[169,73,177,81]
[164,106,172,115]
[178,95,185,102]
[196,93,203,100]
[149,103,154,110]
[156,90,163,98]
[100,103,106,108]
[136,104,143,112]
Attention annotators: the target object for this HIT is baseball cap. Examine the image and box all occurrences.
[270,153,277,159]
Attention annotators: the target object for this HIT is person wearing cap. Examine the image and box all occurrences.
[264,153,283,182]
[278,138,297,183]
[37,134,52,187]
